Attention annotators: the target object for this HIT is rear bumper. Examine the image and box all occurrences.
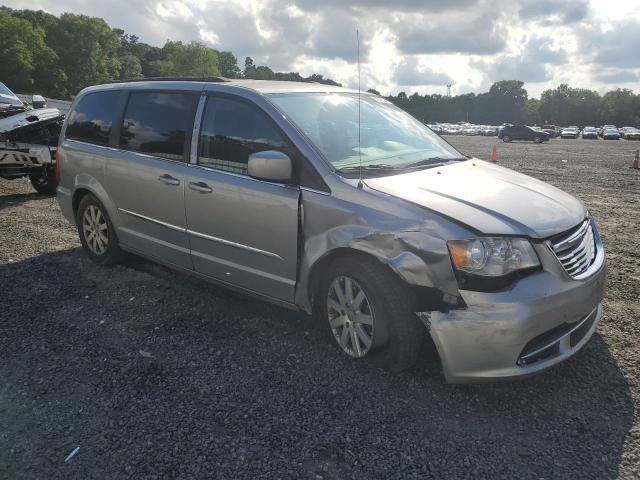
[423,233,606,383]
[56,185,75,224]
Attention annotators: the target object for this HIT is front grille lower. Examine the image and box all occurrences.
[517,306,599,367]
[550,220,596,278]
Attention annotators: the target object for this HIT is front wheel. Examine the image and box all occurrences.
[533,136,542,144]
[320,256,425,372]
[29,166,57,195]
[502,135,511,143]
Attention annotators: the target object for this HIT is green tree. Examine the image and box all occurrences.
[524,98,541,125]
[46,13,121,96]
[602,89,640,126]
[0,11,65,96]
[487,80,528,123]
[160,41,219,77]
[244,56,255,77]
[118,54,143,80]
[215,50,241,78]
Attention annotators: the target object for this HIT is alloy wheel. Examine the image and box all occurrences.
[327,276,375,358]
[82,205,109,255]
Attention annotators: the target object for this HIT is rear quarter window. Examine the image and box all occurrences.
[65,91,121,145]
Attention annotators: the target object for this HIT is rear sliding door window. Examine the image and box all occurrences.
[120,92,198,162]
[65,91,121,145]
[198,96,289,175]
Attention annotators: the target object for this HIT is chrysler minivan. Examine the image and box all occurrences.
[56,79,606,382]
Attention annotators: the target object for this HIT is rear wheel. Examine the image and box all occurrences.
[320,256,425,372]
[533,136,542,144]
[76,194,123,265]
[29,166,57,195]
[502,135,511,143]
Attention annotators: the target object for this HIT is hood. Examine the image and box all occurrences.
[365,160,586,239]
[0,108,62,133]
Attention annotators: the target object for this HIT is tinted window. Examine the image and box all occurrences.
[120,92,198,161]
[198,96,289,175]
[66,91,121,145]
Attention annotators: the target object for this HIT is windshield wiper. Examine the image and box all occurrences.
[403,156,467,169]
[337,164,401,172]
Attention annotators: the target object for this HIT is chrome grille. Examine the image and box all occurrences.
[550,220,596,278]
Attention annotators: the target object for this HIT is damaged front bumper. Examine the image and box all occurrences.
[419,243,606,383]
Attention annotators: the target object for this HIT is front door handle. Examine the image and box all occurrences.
[158,174,180,186]
[189,181,213,193]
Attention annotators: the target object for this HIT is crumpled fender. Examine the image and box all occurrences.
[295,190,462,312]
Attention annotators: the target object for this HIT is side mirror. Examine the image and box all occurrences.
[248,150,292,182]
[32,95,47,109]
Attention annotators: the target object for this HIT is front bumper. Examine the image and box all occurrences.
[423,229,606,383]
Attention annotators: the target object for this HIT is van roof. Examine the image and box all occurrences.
[104,77,357,95]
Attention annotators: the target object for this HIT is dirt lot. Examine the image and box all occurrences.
[1,136,639,479]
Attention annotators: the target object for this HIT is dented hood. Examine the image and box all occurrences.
[365,159,586,239]
[0,108,62,133]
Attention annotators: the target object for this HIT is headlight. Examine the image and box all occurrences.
[447,237,540,277]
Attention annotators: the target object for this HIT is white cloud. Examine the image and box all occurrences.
[2,0,639,97]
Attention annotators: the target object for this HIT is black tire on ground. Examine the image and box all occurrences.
[502,135,511,143]
[533,136,542,144]
[319,255,426,372]
[76,193,124,266]
[29,166,57,195]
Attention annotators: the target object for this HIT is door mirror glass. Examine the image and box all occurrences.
[248,151,292,182]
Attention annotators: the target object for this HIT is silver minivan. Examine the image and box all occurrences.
[56,79,606,382]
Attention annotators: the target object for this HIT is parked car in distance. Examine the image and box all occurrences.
[582,126,598,139]
[542,125,560,138]
[480,125,497,136]
[498,125,550,143]
[602,128,620,140]
[427,124,443,135]
[561,127,580,139]
[56,78,606,383]
[623,128,640,140]
[442,125,460,135]
[599,125,616,137]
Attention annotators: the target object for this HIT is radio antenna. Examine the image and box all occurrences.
[356,29,363,189]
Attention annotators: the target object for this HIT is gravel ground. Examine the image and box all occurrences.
[1,136,639,479]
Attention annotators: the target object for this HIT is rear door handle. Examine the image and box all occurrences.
[158,174,180,186]
[189,181,213,193]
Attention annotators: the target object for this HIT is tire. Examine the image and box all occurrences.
[29,166,57,195]
[533,136,542,144]
[502,135,511,143]
[319,255,425,372]
[76,194,124,265]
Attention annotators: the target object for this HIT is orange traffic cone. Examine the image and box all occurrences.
[491,144,498,163]
[633,149,639,169]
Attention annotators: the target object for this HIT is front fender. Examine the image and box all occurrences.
[295,189,461,312]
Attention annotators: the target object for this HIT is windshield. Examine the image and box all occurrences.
[0,82,22,106]
[267,92,464,173]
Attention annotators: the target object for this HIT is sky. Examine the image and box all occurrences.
[4,0,640,98]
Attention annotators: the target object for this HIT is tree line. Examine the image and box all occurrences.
[385,80,640,128]
[1,7,638,127]
[0,7,339,100]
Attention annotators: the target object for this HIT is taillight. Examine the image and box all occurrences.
[54,150,61,184]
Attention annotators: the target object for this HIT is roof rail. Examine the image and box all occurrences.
[108,76,230,84]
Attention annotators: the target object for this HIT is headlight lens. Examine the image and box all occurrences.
[447,237,540,277]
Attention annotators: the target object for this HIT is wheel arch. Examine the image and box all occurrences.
[304,247,449,315]
[69,175,119,228]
